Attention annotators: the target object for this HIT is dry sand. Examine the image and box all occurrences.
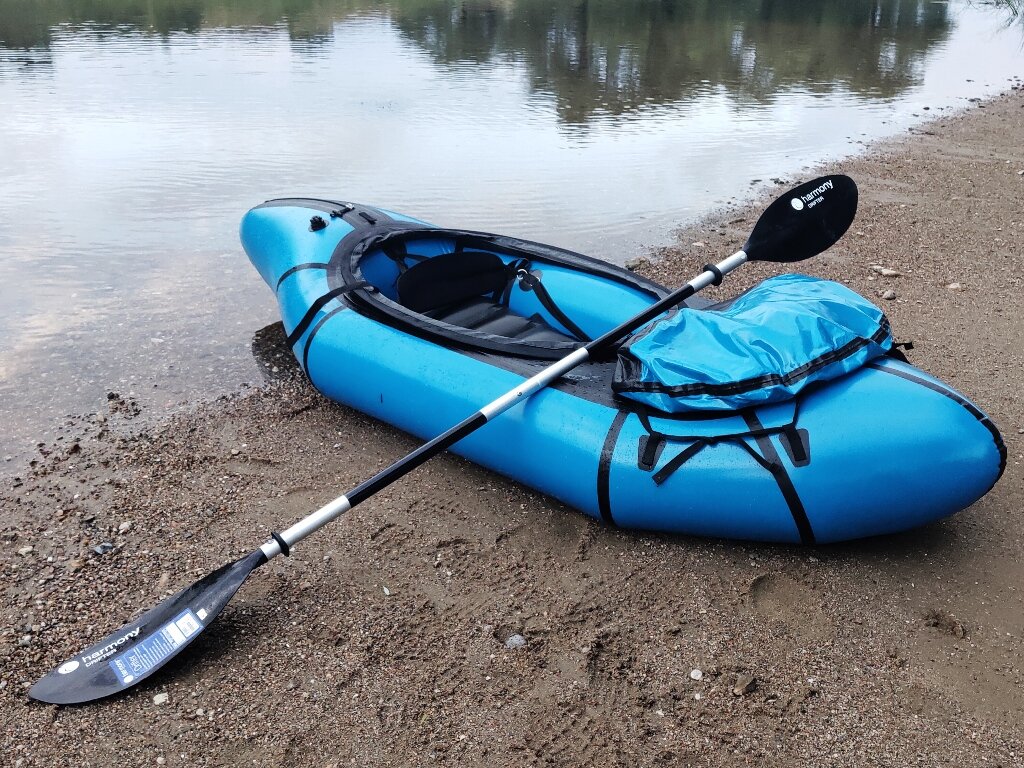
[2,89,1023,767]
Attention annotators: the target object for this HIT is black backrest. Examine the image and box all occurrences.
[397,251,510,313]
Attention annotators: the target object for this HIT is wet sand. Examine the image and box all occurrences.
[2,89,1023,767]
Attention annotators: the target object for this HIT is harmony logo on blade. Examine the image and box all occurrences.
[792,178,834,210]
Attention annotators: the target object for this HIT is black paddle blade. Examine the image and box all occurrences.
[29,549,265,705]
[744,175,858,263]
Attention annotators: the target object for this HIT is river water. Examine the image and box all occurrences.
[1,0,1022,458]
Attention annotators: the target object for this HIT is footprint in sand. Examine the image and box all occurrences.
[748,573,831,640]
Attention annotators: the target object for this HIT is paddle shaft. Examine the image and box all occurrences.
[258,250,748,560]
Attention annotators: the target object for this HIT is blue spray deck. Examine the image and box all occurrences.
[241,199,1004,544]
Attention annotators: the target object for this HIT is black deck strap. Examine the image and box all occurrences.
[701,263,724,286]
[271,531,291,557]
[742,411,815,545]
[517,271,592,342]
[330,204,354,218]
[286,282,369,348]
[653,439,708,485]
[359,211,378,224]
[597,411,629,525]
[276,263,329,292]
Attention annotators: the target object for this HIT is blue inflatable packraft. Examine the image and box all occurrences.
[241,198,1005,544]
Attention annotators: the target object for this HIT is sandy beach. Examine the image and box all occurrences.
[2,88,1022,767]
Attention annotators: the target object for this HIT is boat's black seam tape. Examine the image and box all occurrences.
[597,411,629,525]
[868,361,1006,484]
[742,411,815,545]
[615,319,891,399]
[286,283,368,349]
[276,263,329,292]
[302,305,348,377]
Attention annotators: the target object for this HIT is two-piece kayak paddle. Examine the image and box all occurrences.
[29,174,857,705]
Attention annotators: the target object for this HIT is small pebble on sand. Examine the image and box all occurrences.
[16,546,33,556]
[505,634,527,650]
[733,673,758,696]
[870,265,901,277]
[153,693,169,705]
[690,668,704,681]
[118,521,132,533]
[881,289,897,300]
[947,282,963,291]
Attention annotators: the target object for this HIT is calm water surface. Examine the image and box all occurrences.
[1,0,1022,458]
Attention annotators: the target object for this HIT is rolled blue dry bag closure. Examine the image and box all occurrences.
[613,274,893,413]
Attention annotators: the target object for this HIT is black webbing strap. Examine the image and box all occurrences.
[500,259,531,306]
[633,398,806,488]
[650,433,785,486]
[286,282,369,348]
[652,439,708,485]
[517,269,592,342]
[381,240,427,274]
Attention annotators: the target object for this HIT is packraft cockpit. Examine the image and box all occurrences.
[331,223,672,359]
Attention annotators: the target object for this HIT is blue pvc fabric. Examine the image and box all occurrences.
[614,274,893,413]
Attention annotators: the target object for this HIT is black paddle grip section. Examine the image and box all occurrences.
[346,412,489,508]
[587,283,697,355]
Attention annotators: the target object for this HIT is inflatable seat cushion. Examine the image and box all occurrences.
[396,250,575,343]
[424,297,574,343]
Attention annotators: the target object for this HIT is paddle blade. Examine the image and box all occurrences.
[744,175,858,263]
[29,549,264,705]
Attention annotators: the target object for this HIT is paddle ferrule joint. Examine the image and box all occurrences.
[259,494,353,559]
[691,251,747,293]
[479,346,591,420]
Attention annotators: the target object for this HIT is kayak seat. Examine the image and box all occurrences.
[425,298,576,343]
[397,251,576,343]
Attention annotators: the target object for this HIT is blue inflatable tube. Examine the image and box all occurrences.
[241,198,1005,544]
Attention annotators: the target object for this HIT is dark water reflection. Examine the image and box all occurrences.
[0,0,1021,458]
[0,1,965,111]
[396,0,954,119]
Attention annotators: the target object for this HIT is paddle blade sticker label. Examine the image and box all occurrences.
[108,609,203,685]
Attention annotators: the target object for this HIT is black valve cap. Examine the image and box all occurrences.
[310,215,328,232]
